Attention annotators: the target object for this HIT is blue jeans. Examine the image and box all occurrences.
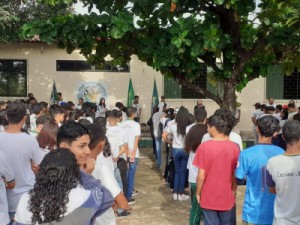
[203,206,235,225]
[173,148,188,193]
[155,137,162,167]
[126,157,139,199]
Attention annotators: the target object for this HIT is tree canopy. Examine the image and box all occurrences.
[22,0,300,109]
[0,0,72,43]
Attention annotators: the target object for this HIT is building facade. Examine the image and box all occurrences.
[0,43,297,132]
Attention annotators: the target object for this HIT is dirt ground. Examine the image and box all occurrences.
[117,148,245,225]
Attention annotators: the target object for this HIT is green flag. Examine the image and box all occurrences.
[127,78,135,107]
[151,79,159,112]
[50,80,58,105]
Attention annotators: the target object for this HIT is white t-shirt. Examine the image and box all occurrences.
[267,154,300,225]
[288,112,297,120]
[120,120,141,158]
[0,132,43,212]
[96,105,107,118]
[106,125,127,159]
[186,123,197,183]
[0,151,15,225]
[152,111,166,137]
[132,103,141,117]
[92,153,121,225]
[201,131,243,151]
[252,110,264,128]
[15,186,91,224]
[165,123,185,149]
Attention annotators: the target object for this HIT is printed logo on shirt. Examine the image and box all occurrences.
[92,188,104,205]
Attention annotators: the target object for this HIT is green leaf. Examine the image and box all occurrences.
[171,37,182,47]
[111,27,123,39]
[185,39,192,46]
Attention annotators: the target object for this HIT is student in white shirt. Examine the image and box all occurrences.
[162,106,192,201]
[87,124,130,222]
[119,107,141,204]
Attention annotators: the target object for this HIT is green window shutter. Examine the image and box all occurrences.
[266,65,283,99]
[164,76,182,99]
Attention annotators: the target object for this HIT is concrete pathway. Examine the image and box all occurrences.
[117,148,246,225]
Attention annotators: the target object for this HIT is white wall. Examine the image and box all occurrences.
[1,42,287,132]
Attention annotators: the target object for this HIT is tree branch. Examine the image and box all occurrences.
[170,67,223,106]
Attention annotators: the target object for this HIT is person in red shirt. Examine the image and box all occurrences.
[193,109,240,225]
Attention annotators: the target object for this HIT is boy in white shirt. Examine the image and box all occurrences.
[119,107,141,204]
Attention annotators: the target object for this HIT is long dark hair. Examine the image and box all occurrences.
[29,148,80,224]
[185,124,207,153]
[99,98,106,108]
[175,106,191,136]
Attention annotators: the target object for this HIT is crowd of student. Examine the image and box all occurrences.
[149,97,300,225]
[1,94,300,225]
[0,93,142,225]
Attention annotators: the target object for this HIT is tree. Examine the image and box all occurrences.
[0,0,72,43]
[22,0,300,110]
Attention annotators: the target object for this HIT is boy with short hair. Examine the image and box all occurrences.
[236,116,284,225]
[106,110,128,194]
[193,109,240,225]
[267,120,300,225]
[119,107,141,204]
[57,121,114,216]
[0,101,43,221]
[86,123,130,224]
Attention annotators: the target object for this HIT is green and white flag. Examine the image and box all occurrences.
[151,79,159,113]
[50,80,58,105]
[127,78,135,107]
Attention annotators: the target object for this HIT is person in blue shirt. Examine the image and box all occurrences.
[236,116,284,225]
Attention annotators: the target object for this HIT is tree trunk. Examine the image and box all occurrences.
[221,78,237,111]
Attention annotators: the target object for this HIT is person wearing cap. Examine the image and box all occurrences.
[252,103,263,144]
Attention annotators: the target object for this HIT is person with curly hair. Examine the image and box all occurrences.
[163,106,192,201]
[15,148,114,225]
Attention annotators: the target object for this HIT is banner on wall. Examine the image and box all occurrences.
[127,78,135,107]
[77,82,107,103]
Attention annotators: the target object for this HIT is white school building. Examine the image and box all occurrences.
[0,42,298,133]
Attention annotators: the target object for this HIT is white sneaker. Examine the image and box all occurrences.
[172,193,178,200]
[178,194,189,201]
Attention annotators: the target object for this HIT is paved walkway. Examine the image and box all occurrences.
[117,148,246,225]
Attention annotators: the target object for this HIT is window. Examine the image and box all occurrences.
[0,60,27,97]
[266,65,300,99]
[56,60,130,72]
[164,65,220,99]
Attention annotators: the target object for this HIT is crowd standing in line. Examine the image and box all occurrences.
[1,94,300,225]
